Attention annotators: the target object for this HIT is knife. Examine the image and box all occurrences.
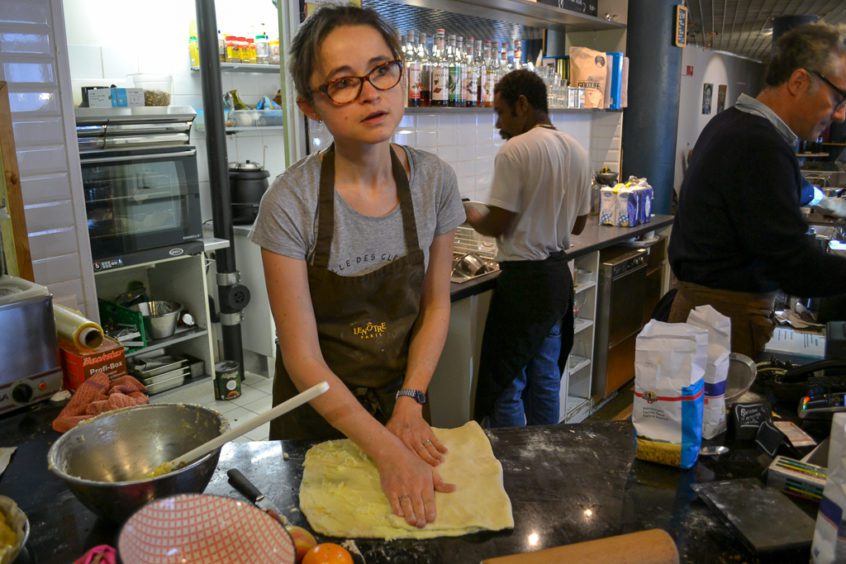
[227,468,288,526]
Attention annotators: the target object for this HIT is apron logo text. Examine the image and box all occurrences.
[335,253,399,272]
[352,321,388,340]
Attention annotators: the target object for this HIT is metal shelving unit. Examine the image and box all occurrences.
[560,250,600,423]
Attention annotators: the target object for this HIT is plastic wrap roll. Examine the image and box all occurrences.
[54,304,104,350]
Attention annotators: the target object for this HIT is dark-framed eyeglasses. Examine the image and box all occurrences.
[314,60,403,105]
[808,69,846,112]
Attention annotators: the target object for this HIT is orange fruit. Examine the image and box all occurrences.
[302,542,353,564]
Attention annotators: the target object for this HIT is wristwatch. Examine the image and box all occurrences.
[395,389,428,405]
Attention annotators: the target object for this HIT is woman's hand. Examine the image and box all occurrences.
[375,444,456,528]
[387,399,448,466]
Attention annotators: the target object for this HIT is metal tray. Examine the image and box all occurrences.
[143,368,190,394]
[132,355,187,378]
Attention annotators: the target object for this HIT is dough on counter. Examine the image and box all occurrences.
[298,420,514,539]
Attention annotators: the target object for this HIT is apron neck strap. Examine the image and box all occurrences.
[313,143,420,267]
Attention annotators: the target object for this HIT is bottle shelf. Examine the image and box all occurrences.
[404,106,618,114]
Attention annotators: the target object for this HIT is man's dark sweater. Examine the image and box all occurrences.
[668,107,846,297]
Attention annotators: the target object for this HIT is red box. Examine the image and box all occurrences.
[60,337,127,391]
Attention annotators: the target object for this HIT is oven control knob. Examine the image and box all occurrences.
[12,383,33,404]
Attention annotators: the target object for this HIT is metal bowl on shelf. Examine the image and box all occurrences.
[130,300,181,340]
[47,404,229,522]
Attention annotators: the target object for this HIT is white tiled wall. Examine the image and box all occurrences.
[0,0,97,316]
[310,109,610,202]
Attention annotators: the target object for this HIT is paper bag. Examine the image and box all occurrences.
[633,320,707,469]
[687,305,731,439]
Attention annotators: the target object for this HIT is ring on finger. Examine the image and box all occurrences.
[423,439,433,446]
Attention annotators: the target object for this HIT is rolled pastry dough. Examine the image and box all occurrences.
[299,420,513,539]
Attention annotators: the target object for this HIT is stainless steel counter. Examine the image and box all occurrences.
[449,214,674,301]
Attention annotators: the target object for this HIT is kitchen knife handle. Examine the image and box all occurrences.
[227,468,263,503]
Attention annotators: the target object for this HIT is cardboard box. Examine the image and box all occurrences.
[85,87,145,108]
[111,87,145,107]
[86,88,113,108]
[60,336,127,391]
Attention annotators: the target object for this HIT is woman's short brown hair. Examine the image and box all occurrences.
[289,5,402,104]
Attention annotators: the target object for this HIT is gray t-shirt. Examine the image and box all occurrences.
[250,146,465,275]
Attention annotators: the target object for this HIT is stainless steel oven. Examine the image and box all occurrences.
[76,107,203,271]
[593,247,649,401]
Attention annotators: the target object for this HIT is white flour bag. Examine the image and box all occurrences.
[686,305,731,439]
[812,413,846,563]
[633,320,707,469]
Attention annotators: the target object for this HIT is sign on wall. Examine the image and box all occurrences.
[674,5,688,47]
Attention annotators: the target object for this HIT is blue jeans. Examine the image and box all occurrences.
[489,319,562,427]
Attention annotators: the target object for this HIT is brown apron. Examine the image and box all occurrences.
[270,145,425,440]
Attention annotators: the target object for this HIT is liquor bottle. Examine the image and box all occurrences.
[431,29,449,107]
[499,41,510,79]
[419,32,432,107]
[481,40,495,108]
[513,39,523,70]
[448,34,463,107]
[464,38,479,107]
[406,30,422,107]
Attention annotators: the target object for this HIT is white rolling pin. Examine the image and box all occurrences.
[167,380,330,469]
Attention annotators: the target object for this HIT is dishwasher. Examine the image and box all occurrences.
[592,246,649,402]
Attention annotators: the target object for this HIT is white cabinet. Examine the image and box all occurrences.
[560,251,599,423]
[429,290,492,427]
[93,252,217,394]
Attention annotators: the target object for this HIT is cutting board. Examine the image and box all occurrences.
[482,528,678,563]
[693,478,815,554]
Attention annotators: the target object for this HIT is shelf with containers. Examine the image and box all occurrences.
[191,62,281,74]
[93,252,216,396]
[559,250,600,423]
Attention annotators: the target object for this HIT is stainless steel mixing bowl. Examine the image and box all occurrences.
[47,403,229,522]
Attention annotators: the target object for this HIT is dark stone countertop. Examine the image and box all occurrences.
[449,214,674,301]
[0,398,812,564]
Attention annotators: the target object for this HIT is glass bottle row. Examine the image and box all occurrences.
[400,29,577,110]
[402,29,527,109]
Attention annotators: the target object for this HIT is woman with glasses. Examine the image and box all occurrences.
[250,5,464,528]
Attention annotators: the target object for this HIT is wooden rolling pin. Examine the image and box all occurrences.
[482,529,679,564]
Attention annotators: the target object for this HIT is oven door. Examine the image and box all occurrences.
[80,146,202,260]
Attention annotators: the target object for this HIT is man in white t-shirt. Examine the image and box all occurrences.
[466,69,591,427]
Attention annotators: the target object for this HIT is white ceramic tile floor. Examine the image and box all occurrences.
[150,372,274,442]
